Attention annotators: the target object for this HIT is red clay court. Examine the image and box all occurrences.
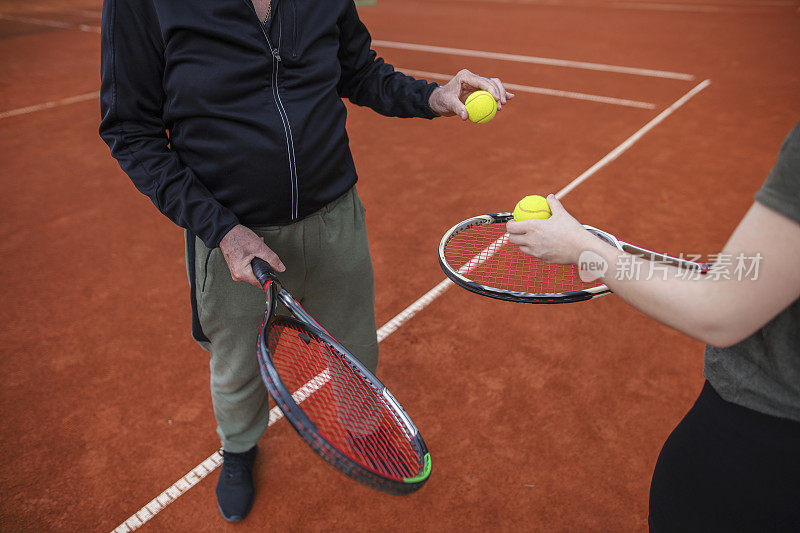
[1,0,799,530]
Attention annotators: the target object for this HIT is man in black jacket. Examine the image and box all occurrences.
[100,0,512,520]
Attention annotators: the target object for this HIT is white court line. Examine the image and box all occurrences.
[0,63,656,123]
[377,279,454,342]
[112,369,331,533]
[432,0,796,13]
[448,0,796,6]
[399,68,656,109]
[374,40,694,81]
[111,453,223,533]
[556,79,711,197]
[0,12,690,79]
[0,13,99,33]
[503,81,655,109]
[0,68,653,123]
[610,1,756,11]
[0,92,99,120]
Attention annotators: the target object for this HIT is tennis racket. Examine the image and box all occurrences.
[250,258,431,495]
[439,213,710,304]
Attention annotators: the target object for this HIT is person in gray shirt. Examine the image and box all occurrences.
[505,121,800,531]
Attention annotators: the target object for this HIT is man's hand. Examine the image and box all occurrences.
[219,224,285,288]
[428,69,514,120]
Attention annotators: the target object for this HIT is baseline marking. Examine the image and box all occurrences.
[374,40,694,80]
[556,79,710,197]
[377,279,454,342]
[428,0,796,13]
[0,64,658,123]
[0,13,99,33]
[0,14,692,79]
[111,370,331,533]
[0,92,99,120]
[399,68,656,109]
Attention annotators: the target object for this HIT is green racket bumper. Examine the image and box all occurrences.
[404,453,432,484]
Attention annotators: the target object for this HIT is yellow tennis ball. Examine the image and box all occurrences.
[513,195,552,220]
[465,90,497,124]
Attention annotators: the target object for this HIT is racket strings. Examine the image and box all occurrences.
[268,323,421,480]
[444,221,594,294]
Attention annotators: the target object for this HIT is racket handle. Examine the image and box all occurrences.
[251,257,275,286]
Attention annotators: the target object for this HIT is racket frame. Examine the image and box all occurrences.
[439,213,708,304]
[252,259,431,495]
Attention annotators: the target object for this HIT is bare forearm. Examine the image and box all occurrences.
[507,198,800,348]
[586,238,735,346]
[586,203,800,346]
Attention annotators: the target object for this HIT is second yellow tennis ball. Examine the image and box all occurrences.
[465,90,497,124]
[513,195,552,220]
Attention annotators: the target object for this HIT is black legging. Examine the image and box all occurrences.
[649,381,800,532]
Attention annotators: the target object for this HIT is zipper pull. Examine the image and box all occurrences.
[271,48,282,61]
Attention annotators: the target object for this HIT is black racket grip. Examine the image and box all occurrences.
[251,257,276,286]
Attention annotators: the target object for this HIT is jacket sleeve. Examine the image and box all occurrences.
[99,0,240,249]
[337,2,439,119]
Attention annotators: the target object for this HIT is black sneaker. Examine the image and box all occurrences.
[216,445,258,522]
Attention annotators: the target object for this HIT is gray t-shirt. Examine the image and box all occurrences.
[704,121,800,422]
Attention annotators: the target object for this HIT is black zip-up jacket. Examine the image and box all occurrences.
[99,0,438,248]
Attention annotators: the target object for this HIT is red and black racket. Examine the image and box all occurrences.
[439,213,709,304]
[251,258,431,495]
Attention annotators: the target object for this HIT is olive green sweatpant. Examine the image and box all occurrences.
[190,187,379,453]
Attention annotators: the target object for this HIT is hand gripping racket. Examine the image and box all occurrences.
[250,258,431,494]
[439,213,710,304]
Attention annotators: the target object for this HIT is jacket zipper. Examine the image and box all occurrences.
[242,0,300,220]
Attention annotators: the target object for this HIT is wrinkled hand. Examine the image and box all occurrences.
[505,195,594,265]
[218,224,285,288]
[428,69,514,120]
